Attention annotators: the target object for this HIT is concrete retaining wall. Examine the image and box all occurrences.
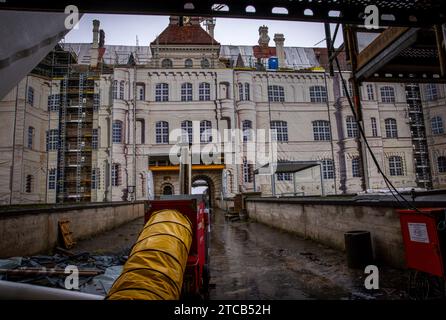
[0,202,145,258]
[246,198,410,268]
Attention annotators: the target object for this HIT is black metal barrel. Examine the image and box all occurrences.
[344,230,373,269]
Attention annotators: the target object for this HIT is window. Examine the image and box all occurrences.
[161,59,173,68]
[313,120,331,141]
[27,127,35,149]
[342,81,353,97]
[270,121,288,142]
[200,120,212,143]
[163,184,173,195]
[431,116,444,135]
[137,85,145,101]
[352,157,361,178]
[112,80,118,99]
[366,84,375,100]
[322,159,335,180]
[199,82,211,101]
[380,86,395,103]
[27,87,34,106]
[268,85,285,102]
[438,156,446,173]
[156,121,169,144]
[92,168,100,190]
[242,120,252,142]
[243,158,253,183]
[385,118,398,138]
[92,129,98,149]
[244,83,250,101]
[25,175,33,193]
[111,164,121,186]
[185,59,193,68]
[112,120,123,143]
[277,172,293,181]
[181,83,193,101]
[93,93,100,111]
[310,86,327,103]
[181,120,193,143]
[155,83,169,102]
[48,169,56,190]
[426,84,438,101]
[119,81,125,100]
[239,83,250,101]
[201,58,210,68]
[371,117,378,137]
[48,94,60,111]
[47,129,59,151]
[389,156,403,176]
[346,116,359,138]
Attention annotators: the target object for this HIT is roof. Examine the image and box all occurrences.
[151,24,219,46]
[63,43,349,72]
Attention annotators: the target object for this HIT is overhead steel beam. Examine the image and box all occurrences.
[1,0,446,27]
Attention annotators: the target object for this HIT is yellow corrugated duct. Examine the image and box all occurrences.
[106,209,193,300]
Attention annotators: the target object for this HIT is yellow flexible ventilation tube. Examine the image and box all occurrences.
[107,209,193,300]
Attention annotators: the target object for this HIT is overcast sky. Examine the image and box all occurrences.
[65,14,342,48]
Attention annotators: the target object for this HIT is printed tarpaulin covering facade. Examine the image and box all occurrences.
[107,209,192,300]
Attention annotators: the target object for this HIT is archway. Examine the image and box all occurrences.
[192,175,215,208]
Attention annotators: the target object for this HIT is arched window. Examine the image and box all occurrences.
[155,121,169,144]
[200,120,212,143]
[352,157,361,178]
[136,84,145,101]
[389,156,403,176]
[181,120,193,143]
[199,82,211,101]
[27,87,35,106]
[119,81,125,100]
[322,159,335,180]
[385,118,398,138]
[239,83,250,101]
[185,59,193,68]
[366,84,375,100]
[155,83,169,102]
[309,86,327,103]
[242,120,252,142]
[112,120,123,143]
[181,83,193,101]
[431,116,444,135]
[48,169,57,190]
[380,86,395,103]
[112,80,118,99]
[161,59,173,68]
[270,121,288,142]
[201,58,210,68]
[438,156,446,173]
[268,85,285,102]
[312,120,331,141]
[346,116,359,138]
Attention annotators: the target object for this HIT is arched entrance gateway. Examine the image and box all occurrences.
[191,175,217,208]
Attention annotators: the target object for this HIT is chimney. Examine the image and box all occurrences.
[90,20,100,67]
[92,19,100,49]
[99,30,105,48]
[206,18,216,38]
[258,25,270,48]
[274,33,285,68]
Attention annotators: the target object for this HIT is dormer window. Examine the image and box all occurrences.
[161,59,173,68]
[185,59,193,68]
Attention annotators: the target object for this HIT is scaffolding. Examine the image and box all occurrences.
[405,84,433,189]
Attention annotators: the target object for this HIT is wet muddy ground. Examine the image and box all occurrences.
[75,209,411,300]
